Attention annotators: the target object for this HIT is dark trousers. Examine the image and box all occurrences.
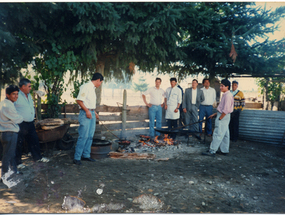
[167,119,178,139]
[229,110,240,141]
[16,121,42,165]
[199,105,213,134]
[1,132,18,176]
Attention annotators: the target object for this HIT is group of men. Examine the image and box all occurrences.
[142,77,245,156]
[0,79,50,187]
[1,72,244,186]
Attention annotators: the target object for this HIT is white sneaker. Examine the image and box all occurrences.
[17,164,26,169]
[37,157,50,163]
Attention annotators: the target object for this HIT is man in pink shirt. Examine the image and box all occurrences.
[202,79,234,156]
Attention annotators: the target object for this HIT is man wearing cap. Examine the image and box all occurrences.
[229,80,245,142]
[199,78,216,136]
[142,78,165,138]
[73,73,104,165]
[0,85,23,186]
[202,79,234,156]
[15,78,49,168]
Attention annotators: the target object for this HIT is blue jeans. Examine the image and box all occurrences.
[199,105,213,135]
[149,105,162,137]
[1,132,18,176]
[74,110,96,160]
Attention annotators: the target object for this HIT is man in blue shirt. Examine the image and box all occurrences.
[15,78,49,167]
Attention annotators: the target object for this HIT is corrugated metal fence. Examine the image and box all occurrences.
[239,110,285,145]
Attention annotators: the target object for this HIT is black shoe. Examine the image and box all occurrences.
[201,151,215,157]
[73,159,82,165]
[216,151,228,156]
[81,157,96,162]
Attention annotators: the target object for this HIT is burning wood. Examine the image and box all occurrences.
[137,134,178,148]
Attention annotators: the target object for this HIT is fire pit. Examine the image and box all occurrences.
[91,139,112,159]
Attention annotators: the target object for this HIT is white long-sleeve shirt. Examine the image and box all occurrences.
[165,86,182,119]
[0,99,23,132]
[200,87,216,106]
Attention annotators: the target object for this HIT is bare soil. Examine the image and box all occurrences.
[0,135,285,213]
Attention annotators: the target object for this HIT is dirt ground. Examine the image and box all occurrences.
[0,135,285,213]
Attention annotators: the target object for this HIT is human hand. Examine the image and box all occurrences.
[183,108,187,113]
[95,112,99,120]
[174,108,178,113]
[164,104,167,110]
[147,103,152,107]
[86,110,92,119]
[161,103,164,108]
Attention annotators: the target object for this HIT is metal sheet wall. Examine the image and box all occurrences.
[238,110,285,145]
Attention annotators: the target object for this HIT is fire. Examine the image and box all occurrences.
[153,134,175,146]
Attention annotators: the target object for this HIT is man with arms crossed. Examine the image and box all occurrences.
[142,78,165,138]
[199,78,216,136]
[202,79,234,156]
[73,73,104,165]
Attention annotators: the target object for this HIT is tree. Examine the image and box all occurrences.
[0,3,56,98]
[163,2,285,80]
[257,77,285,110]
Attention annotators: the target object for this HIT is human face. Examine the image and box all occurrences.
[155,80,161,88]
[203,80,210,88]
[170,80,177,88]
[21,83,32,95]
[6,91,19,103]
[232,83,238,91]
[220,84,229,93]
[94,80,103,88]
[192,81,198,89]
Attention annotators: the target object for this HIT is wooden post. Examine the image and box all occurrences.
[121,89,127,139]
[37,95,42,120]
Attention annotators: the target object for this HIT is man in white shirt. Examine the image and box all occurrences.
[199,78,216,136]
[164,77,182,139]
[0,85,23,186]
[73,73,103,165]
[142,78,165,138]
[15,78,49,167]
[182,79,205,133]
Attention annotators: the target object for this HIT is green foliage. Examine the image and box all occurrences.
[33,43,77,118]
[71,78,89,100]
[133,76,149,93]
[256,77,285,105]
[165,2,285,79]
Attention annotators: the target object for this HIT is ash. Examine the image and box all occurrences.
[113,134,201,159]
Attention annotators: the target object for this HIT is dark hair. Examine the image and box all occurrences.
[92,73,104,81]
[202,78,210,84]
[155,77,162,82]
[232,80,238,85]
[170,77,177,82]
[6,85,19,95]
[192,79,198,84]
[19,78,31,88]
[221,79,231,90]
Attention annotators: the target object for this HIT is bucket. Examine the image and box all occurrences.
[91,139,112,159]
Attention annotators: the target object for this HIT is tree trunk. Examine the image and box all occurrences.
[95,59,105,106]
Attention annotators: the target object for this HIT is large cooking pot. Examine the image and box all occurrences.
[91,139,112,159]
